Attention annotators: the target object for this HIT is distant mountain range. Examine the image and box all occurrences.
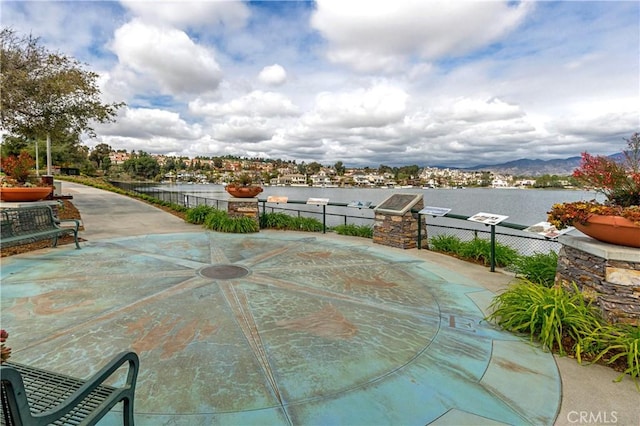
[458,152,624,177]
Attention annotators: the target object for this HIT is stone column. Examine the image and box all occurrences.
[373,196,426,249]
[227,198,260,227]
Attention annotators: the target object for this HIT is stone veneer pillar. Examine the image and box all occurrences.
[227,198,260,227]
[373,197,426,249]
[555,235,640,325]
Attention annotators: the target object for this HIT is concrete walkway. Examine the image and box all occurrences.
[66,182,198,240]
[1,182,638,425]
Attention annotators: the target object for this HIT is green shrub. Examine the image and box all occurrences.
[290,216,323,232]
[332,224,373,238]
[458,237,490,262]
[204,210,258,233]
[510,251,558,287]
[492,242,521,268]
[221,216,259,233]
[170,203,188,213]
[577,324,640,386]
[261,213,323,232]
[428,235,463,253]
[203,209,228,229]
[186,205,218,224]
[429,235,517,267]
[457,238,519,267]
[487,281,602,354]
[261,212,292,229]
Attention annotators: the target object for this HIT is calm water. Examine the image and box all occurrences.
[158,184,602,228]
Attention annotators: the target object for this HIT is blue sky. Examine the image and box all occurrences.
[2,0,638,168]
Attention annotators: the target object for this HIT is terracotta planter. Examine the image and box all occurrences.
[574,215,640,248]
[0,187,52,202]
[225,185,263,198]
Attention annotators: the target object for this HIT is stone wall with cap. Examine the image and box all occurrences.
[555,235,640,325]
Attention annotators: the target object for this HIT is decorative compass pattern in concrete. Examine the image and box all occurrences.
[0,232,560,425]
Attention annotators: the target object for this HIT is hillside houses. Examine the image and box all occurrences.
[99,150,541,188]
[271,173,308,186]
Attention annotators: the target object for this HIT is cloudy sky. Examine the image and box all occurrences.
[3,0,639,168]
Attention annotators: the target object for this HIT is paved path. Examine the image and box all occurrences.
[1,182,637,425]
[66,182,198,240]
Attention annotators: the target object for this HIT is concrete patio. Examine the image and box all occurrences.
[0,182,637,425]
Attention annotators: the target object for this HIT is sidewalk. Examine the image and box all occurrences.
[64,182,198,240]
[6,182,639,424]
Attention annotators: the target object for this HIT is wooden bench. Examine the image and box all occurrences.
[0,205,80,250]
[1,351,139,426]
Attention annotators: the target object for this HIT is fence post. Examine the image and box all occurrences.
[490,224,496,272]
[322,205,327,233]
[417,214,423,250]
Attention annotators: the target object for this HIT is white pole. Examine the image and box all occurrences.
[46,132,52,176]
[35,139,40,176]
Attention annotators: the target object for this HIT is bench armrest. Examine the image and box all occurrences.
[56,218,80,232]
[2,351,139,426]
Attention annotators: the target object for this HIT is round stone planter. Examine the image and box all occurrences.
[225,185,263,198]
[0,186,53,202]
[574,215,640,248]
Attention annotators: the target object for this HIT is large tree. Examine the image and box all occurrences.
[123,152,159,180]
[0,28,124,174]
[89,142,113,171]
[307,161,322,174]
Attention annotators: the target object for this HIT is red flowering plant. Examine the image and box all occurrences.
[548,132,640,229]
[0,151,37,187]
[1,329,11,364]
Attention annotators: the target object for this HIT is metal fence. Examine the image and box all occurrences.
[111,181,561,264]
[423,222,561,256]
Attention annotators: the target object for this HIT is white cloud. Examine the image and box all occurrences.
[258,64,287,86]
[212,117,275,143]
[120,0,250,30]
[551,107,638,144]
[1,1,116,65]
[109,20,222,96]
[187,91,300,148]
[436,98,525,123]
[90,106,203,154]
[303,84,409,129]
[311,0,532,72]
[190,91,299,118]
[97,107,200,139]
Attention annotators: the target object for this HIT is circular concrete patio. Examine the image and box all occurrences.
[0,232,560,425]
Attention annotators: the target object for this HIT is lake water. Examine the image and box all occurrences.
[156,184,602,228]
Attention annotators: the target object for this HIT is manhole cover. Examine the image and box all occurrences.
[199,264,250,280]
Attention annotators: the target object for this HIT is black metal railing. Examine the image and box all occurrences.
[111,181,561,271]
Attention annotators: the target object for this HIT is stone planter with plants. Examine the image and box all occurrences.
[225,173,263,198]
[0,152,53,202]
[547,132,640,248]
